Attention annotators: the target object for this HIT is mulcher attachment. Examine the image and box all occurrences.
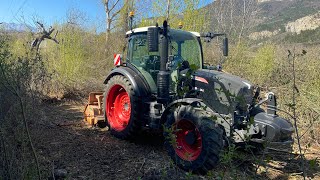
[83,92,105,125]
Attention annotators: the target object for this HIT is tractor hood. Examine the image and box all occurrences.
[193,69,254,114]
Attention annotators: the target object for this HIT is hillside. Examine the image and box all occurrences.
[205,0,320,43]
[251,0,320,43]
[0,22,35,32]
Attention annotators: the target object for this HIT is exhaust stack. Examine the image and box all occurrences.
[157,21,170,104]
[147,21,170,105]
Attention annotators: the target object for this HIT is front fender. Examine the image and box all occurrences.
[160,98,204,124]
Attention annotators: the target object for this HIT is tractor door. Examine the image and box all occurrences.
[168,31,203,93]
[127,34,160,94]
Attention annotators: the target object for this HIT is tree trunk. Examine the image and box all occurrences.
[106,16,111,42]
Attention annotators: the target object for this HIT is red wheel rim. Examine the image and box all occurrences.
[106,85,131,132]
[174,119,202,161]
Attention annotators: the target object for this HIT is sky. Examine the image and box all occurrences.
[0,0,212,31]
[0,0,105,29]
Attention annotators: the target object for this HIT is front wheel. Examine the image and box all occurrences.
[163,105,224,174]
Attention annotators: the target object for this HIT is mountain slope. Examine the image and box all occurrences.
[0,22,35,32]
[204,0,320,43]
[255,0,320,32]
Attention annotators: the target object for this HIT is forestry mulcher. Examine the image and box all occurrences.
[84,21,294,174]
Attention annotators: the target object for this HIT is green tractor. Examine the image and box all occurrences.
[85,21,294,174]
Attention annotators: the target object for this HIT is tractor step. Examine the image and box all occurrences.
[83,92,105,126]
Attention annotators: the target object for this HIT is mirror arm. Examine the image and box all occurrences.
[200,32,226,39]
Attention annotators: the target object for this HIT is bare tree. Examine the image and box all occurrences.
[66,7,89,28]
[116,0,134,33]
[31,22,59,52]
[166,0,170,22]
[238,0,258,42]
[103,0,124,42]
[210,0,258,43]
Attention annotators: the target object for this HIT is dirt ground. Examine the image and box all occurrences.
[30,99,320,180]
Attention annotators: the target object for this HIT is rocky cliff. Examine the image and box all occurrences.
[285,12,320,34]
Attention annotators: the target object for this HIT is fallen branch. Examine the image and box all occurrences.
[138,158,146,172]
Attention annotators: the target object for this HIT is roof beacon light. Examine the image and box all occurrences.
[178,22,183,29]
[129,11,135,31]
[129,11,135,18]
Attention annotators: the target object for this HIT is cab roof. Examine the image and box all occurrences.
[126,26,200,37]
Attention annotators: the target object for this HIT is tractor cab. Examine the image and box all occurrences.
[125,27,203,94]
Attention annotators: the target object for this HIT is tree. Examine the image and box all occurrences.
[137,0,207,31]
[209,0,258,43]
[115,0,135,34]
[31,22,59,52]
[181,0,206,32]
[147,0,182,26]
[103,0,126,42]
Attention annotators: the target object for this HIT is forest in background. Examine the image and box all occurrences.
[0,0,320,179]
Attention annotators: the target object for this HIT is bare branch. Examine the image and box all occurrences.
[111,8,122,19]
[103,0,125,42]
[109,0,121,12]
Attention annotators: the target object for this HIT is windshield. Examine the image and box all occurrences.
[169,30,202,69]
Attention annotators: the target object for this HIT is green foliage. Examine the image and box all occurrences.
[114,0,131,33]
[220,144,238,165]
[309,158,319,170]
[49,25,88,90]
[0,32,42,94]
[248,43,275,85]
[0,32,42,180]
[277,3,317,24]
[223,42,276,86]
[224,42,250,78]
[284,27,320,43]
[180,0,206,32]
[42,23,115,95]
[0,33,12,70]
[254,23,284,32]
[139,0,208,32]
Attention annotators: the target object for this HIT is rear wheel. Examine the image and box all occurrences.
[103,75,141,139]
[164,105,224,174]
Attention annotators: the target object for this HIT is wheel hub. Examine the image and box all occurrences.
[174,119,202,161]
[185,131,196,145]
[106,85,131,131]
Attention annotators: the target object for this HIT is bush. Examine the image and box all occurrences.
[247,43,275,86]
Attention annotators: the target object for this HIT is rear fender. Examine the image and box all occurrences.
[104,67,150,97]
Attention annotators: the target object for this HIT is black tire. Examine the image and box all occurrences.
[163,105,224,174]
[103,75,141,139]
[97,120,107,128]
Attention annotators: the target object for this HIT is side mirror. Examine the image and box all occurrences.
[147,27,159,52]
[223,37,228,57]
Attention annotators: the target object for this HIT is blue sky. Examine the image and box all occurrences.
[0,0,104,27]
[0,0,211,31]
